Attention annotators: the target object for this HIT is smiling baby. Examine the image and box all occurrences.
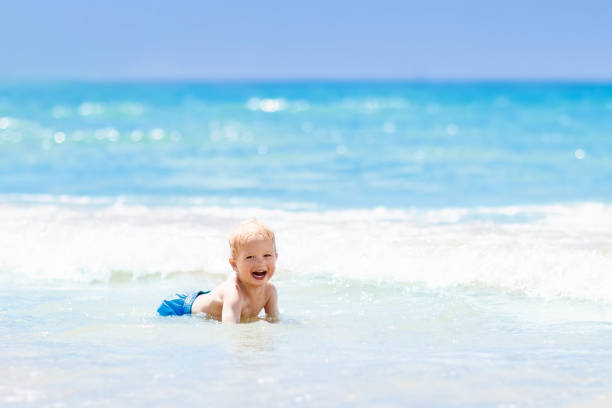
[157,219,279,323]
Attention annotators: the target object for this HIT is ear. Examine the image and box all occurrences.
[229,257,238,272]
[275,252,279,260]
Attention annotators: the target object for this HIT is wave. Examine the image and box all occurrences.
[1,197,611,302]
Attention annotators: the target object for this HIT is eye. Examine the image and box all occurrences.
[264,254,272,257]
[246,255,254,260]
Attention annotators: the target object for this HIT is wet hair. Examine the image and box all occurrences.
[229,219,276,258]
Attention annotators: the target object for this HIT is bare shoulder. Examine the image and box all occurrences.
[217,279,241,301]
[266,282,278,299]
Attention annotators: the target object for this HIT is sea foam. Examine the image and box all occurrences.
[1,197,611,302]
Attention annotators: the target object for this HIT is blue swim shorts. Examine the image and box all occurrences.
[157,290,210,316]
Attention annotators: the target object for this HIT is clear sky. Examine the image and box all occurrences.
[1,0,611,80]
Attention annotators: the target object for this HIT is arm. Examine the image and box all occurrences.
[264,284,279,322]
[221,290,242,324]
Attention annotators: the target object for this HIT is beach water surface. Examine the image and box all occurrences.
[1,82,612,407]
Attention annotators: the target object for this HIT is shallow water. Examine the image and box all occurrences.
[2,202,612,407]
[2,81,612,406]
[4,280,612,407]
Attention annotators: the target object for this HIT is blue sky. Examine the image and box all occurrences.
[1,0,611,80]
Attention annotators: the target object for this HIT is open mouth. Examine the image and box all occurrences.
[252,271,267,280]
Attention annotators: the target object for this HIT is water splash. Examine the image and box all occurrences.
[1,198,611,302]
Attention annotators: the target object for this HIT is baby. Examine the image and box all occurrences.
[157,219,279,323]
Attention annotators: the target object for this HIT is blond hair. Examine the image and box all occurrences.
[229,219,276,258]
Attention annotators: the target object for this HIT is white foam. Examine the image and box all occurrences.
[1,198,611,301]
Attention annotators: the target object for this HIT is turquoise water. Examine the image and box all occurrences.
[2,82,612,206]
[2,82,612,407]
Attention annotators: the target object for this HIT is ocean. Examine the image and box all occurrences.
[1,81,612,407]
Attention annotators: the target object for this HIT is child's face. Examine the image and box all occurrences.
[230,237,277,287]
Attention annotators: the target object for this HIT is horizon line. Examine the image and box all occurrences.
[2,76,612,85]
